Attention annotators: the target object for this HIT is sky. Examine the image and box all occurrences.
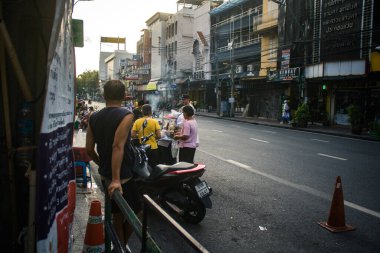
[72,0,179,76]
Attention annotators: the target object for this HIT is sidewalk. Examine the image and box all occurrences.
[195,110,380,142]
[71,129,104,252]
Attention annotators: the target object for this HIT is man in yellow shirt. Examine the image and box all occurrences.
[131,104,161,169]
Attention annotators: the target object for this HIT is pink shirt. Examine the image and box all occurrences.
[178,118,198,148]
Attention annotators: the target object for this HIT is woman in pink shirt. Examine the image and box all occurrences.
[174,105,198,163]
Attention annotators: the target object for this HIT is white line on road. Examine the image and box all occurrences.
[262,130,277,134]
[212,130,223,133]
[311,138,330,143]
[198,149,380,219]
[250,138,270,143]
[318,153,347,161]
[226,160,251,169]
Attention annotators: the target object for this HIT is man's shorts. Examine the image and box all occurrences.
[102,179,142,214]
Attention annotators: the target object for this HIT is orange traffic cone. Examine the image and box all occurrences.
[318,176,355,233]
[83,200,105,252]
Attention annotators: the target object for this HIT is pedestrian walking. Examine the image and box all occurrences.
[85,80,141,246]
[281,100,291,124]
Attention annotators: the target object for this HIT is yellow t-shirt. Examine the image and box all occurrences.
[132,117,161,149]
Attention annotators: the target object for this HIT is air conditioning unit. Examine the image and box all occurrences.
[247,64,253,72]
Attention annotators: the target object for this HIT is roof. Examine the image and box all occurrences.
[176,0,204,5]
[210,0,250,15]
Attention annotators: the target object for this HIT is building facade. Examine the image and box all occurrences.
[211,0,276,117]
[189,1,219,111]
[304,0,379,126]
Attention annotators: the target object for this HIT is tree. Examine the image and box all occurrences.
[76,70,99,99]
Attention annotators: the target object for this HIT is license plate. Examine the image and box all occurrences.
[195,181,210,198]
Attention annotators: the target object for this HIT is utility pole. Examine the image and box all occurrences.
[228,40,235,117]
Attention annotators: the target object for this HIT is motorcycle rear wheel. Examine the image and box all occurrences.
[182,195,206,224]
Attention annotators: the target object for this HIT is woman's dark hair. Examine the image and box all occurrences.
[182,105,194,117]
[103,80,125,101]
[141,104,152,116]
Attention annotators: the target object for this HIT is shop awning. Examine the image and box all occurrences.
[175,78,187,84]
[146,81,158,91]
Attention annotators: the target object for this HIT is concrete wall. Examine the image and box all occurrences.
[149,16,168,80]
[193,2,212,80]
[170,8,194,79]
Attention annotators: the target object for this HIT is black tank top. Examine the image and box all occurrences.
[89,107,134,180]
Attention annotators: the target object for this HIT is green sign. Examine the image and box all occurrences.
[72,19,83,48]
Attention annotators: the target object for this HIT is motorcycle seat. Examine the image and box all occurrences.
[149,162,196,180]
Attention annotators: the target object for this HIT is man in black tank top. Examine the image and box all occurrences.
[86,80,141,246]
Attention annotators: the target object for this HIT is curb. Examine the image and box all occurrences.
[196,113,380,142]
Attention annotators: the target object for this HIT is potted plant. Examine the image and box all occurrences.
[294,103,311,127]
[369,122,380,137]
[322,112,330,126]
[347,104,363,134]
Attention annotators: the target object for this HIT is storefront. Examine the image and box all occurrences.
[305,60,370,126]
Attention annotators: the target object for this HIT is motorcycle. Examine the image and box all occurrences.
[132,132,212,224]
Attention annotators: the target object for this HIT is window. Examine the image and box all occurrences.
[269,36,277,60]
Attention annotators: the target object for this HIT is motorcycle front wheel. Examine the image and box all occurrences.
[182,194,206,224]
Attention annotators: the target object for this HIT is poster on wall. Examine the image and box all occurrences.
[36,1,76,252]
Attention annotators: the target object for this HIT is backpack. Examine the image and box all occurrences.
[130,138,150,178]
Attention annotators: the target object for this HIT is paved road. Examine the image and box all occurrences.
[79,103,380,252]
[127,116,380,253]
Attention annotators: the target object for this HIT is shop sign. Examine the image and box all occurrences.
[267,67,300,82]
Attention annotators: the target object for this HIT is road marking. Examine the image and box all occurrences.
[226,160,251,169]
[262,130,277,134]
[198,149,380,219]
[231,124,241,128]
[311,138,330,143]
[212,130,223,133]
[318,153,347,161]
[306,131,380,144]
[250,138,269,143]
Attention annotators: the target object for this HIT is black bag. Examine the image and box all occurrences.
[130,142,150,178]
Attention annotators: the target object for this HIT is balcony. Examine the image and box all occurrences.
[216,37,261,62]
[256,9,278,32]
[212,8,278,34]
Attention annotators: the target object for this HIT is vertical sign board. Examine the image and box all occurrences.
[320,0,363,61]
[36,1,76,253]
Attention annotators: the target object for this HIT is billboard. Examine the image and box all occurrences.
[320,0,363,61]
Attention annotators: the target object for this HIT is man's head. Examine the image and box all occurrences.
[182,94,190,105]
[141,104,152,116]
[103,80,125,101]
[138,100,144,107]
[182,105,194,118]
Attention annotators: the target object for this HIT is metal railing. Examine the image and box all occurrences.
[105,190,209,253]
[142,195,209,253]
